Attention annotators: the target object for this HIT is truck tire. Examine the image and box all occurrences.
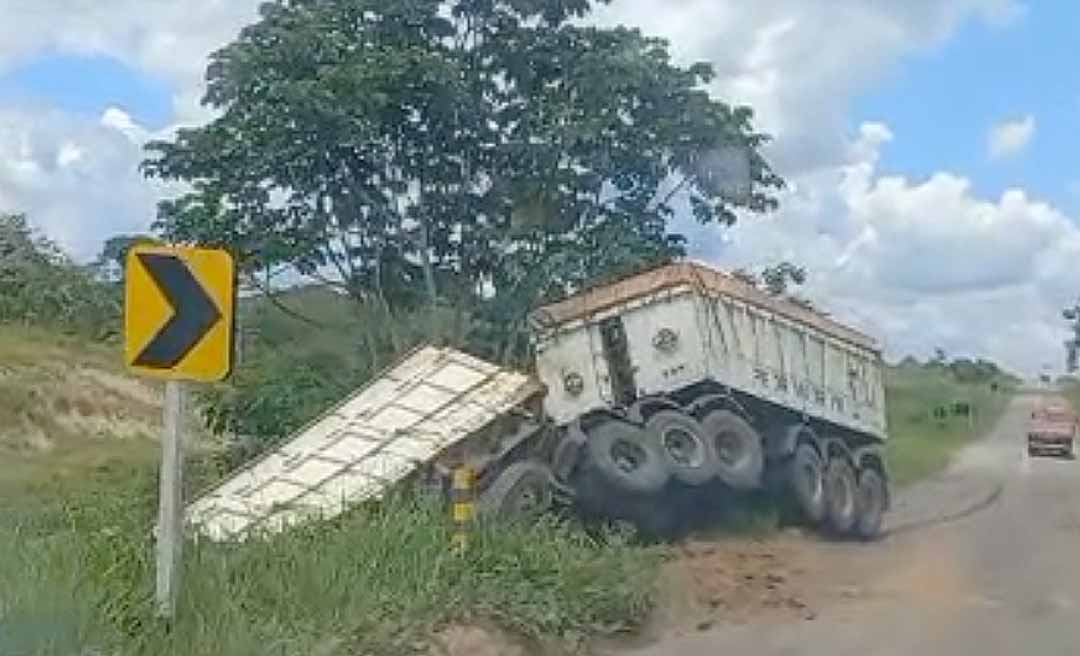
[788,443,826,524]
[645,410,720,486]
[584,420,670,495]
[824,457,857,535]
[478,461,554,520]
[699,410,763,489]
[853,467,886,540]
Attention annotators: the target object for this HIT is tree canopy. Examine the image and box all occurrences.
[141,0,782,362]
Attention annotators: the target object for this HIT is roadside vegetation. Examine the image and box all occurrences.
[884,355,1019,486]
[0,469,658,656]
[1059,377,1080,411]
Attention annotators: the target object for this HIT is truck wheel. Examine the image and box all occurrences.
[478,461,554,520]
[645,410,719,486]
[788,443,826,524]
[699,410,763,489]
[853,468,886,540]
[584,420,670,495]
[824,457,858,535]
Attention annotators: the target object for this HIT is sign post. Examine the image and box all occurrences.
[157,380,186,619]
[124,244,235,621]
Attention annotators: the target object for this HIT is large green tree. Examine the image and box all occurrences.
[141,0,782,362]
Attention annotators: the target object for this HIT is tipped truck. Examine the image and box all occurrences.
[186,261,891,542]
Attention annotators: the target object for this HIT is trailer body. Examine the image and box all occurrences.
[531,261,887,441]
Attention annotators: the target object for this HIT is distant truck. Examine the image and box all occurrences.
[1028,401,1077,458]
[187,261,891,542]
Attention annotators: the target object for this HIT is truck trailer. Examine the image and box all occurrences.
[186,261,891,542]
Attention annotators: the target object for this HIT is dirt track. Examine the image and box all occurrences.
[597,393,1080,656]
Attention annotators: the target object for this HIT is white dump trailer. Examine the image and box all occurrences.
[187,261,890,542]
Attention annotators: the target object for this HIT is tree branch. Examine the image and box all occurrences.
[241,273,332,329]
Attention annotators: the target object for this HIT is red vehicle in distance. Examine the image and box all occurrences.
[1028,400,1077,459]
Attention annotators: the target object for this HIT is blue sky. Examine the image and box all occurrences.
[852,1,1078,216]
[0,53,174,130]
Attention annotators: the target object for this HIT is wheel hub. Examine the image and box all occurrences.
[610,440,647,473]
[716,431,743,465]
[803,463,822,500]
[831,472,854,517]
[662,427,704,467]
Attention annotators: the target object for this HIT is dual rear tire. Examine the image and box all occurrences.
[645,409,765,490]
[578,409,767,495]
[788,443,886,540]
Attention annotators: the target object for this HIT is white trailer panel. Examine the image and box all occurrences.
[185,345,541,541]
[531,262,887,440]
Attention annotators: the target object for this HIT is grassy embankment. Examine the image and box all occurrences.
[884,363,1016,487]
[0,323,658,656]
[0,315,1017,655]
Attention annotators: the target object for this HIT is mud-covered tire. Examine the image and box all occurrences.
[853,467,886,540]
[824,457,858,535]
[699,410,763,489]
[788,443,826,524]
[645,410,719,486]
[584,420,670,495]
[478,461,554,520]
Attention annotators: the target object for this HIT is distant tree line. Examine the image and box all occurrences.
[897,348,1017,386]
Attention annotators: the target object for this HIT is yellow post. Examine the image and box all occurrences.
[451,466,476,555]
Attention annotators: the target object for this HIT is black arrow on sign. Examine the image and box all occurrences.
[133,253,222,369]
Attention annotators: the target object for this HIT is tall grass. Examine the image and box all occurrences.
[0,462,660,656]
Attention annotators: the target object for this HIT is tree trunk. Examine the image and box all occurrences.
[418,216,438,306]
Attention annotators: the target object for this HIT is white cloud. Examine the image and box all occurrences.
[988,115,1036,160]
[0,107,175,260]
[684,121,1080,377]
[56,142,84,168]
[591,0,1027,174]
[100,107,151,143]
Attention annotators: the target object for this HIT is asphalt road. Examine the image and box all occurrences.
[604,393,1080,656]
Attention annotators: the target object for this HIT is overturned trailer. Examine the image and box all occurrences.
[187,261,890,542]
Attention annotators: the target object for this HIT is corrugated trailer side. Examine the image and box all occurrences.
[532,261,886,442]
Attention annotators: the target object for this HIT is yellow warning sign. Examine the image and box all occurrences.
[124,245,235,382]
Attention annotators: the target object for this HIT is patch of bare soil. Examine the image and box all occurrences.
[428,622,540,656]
[598,528,898,651]
[648,534,820,635]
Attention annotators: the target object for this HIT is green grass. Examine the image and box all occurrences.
[0,468,660,656]
[883,364,1015,486]
[0,323,163,497]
